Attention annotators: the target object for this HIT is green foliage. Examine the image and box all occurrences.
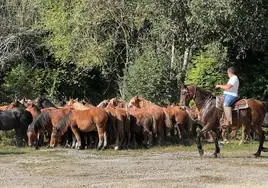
[1,0,268,105]
[186,43,227,91]
[123,47,178,105]
[2,63,109,104]
[0,130,16,146]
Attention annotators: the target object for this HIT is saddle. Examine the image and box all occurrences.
[216,95,249,111]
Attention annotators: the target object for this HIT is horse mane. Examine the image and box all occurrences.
[55,111,72,131]
[28,111,51,133]
[133,96,153,108]
[196,86,215,98]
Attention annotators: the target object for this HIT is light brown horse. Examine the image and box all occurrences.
[128,96,172,145]
[98,99,131,150]
[67,99,94,110]
[180,84,268,157]
[50,107,108,150]
[106,98,155,147]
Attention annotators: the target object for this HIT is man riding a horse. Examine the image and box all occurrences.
[215,67,239,126]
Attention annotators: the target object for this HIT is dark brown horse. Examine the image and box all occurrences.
[180,84,267,157]
[0,108,32,146]
[50,107,108,150]
[128,96,172,145]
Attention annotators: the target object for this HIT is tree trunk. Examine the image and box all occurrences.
[180,46,193,83]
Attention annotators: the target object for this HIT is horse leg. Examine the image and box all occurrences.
[148,131,153,148]
[71,134,76,149]
[114,121,120,150]
[196,127,204,156]
[15,128,24,147]
[96,125,106,150]
[35,132,40,150]
[213,129,221,157]
[196,124,212,157]
[70,125,82,149]
[174,124,182,144]
[254,127,266,157]
[118,121,125,150]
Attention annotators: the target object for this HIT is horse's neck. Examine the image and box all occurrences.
[194,91,212,111]
[140,100,153,108]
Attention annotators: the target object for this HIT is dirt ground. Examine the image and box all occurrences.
[0,143,268,188]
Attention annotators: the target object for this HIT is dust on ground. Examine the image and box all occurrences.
[0,143,268,188]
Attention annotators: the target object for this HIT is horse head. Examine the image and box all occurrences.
[180,85,196,106]
[128,96,143,108]
[108,98,126,108]
[97,100,109,108]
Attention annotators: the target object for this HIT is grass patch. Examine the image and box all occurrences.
[0,140,266,158]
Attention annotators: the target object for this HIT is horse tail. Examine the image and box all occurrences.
[152,116,157,135]
[106,111,114,138]
[163,110,172,129]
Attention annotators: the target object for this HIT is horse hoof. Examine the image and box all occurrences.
[199,149,204,157]
[114,146,119,151]
[213,153,221,158]
[254,153,260,158]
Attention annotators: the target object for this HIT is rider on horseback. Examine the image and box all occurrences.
[216,67,239,125]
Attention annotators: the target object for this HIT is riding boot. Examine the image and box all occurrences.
[223,106,232,125]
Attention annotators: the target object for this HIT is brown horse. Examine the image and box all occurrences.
[0,100,25,110]
[163,105,191,144]
[50,107,108,150]
[67,99,94,110]
[98,99,131,150]
[128,96,172,145]
[27,107,72,148]
[107,98,127,108]
[26,103,41,119]
[180,84,267,157]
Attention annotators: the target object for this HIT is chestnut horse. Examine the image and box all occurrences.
[106,98,155,147]
[26,103,41,119]
[128,96,172,145]
[98,99,131,150]
[0,100,25,110]
[27,107,72,148]
[163,105,191,144]
[50,107,108,150]
[180,84,268,157]
[67,99,94,110]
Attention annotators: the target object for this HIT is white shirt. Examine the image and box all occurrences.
[224,75,239,97]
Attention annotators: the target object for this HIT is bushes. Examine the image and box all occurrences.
[2,62,111,104]
[186,43,227,92]
[0,130,16,146]
[123,47,178,105]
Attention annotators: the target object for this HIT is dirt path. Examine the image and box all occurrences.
[0,146,268,188]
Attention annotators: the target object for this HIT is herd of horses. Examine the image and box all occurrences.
[0,84,268,157]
